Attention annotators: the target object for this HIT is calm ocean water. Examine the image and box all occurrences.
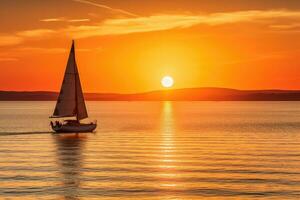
[0,101,300,200]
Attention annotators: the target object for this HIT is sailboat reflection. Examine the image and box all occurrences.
[53,134,86,200]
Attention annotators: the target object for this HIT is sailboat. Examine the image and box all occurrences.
[50,41,97,133]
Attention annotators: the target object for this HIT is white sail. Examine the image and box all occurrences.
[52,41,88,120]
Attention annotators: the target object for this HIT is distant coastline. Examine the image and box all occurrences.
[1,88,300,101]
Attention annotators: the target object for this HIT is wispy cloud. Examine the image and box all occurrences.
[16,47,93,54]
[65,15,202,38]
[2,9,300,46]
[40,18,65,22]
[68,19,90,22]
[17,29,56,37]
[0,36,23,46]
[17,47,67,54]
[40,17,90,23]
[72,0,138,17]
[269,23,300,30]
[0,29,56,46]
[0,57,19,62]
[65,10,300,38]
[201,10,300,25]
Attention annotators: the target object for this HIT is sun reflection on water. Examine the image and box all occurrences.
[159,101,179,189]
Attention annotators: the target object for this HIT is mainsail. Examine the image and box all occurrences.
[52,41,88,120]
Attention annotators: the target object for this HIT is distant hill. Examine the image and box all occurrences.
[1,88,300,101]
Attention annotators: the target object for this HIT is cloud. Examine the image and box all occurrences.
[3,9,300,46]
[0,36,23,46]
[16,47,93,54]
[65,15,202,38]
[269,23,300,30]
[17,29,56,37]
[17,47,67,54]
[0,57,19,62]
[72,0,138,17]
[0,29,56,46]
[40,18,91,23]
[64,10,300,38]
[201,10,300,25]
[40,18,65,22]
[68,19,91,22]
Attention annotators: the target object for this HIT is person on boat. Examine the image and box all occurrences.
[54,121,61,127]
[50,121,59,127]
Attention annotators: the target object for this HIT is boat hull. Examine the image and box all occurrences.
[51,123,97,133]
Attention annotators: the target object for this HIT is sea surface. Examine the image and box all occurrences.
[0,101,300,200]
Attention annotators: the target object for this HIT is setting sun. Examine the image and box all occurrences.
[161,76,174,88]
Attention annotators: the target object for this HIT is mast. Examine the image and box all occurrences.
[75,74,79,122]
[73,40,79,122]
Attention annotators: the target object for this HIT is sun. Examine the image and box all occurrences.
[161,76,174,88]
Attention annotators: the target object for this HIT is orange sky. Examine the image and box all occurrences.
[1,0,300,93]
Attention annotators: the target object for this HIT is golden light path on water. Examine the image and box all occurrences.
[1,101,300,199]
[159,101,178,190]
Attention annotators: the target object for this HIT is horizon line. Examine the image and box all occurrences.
[1,87,300,95]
